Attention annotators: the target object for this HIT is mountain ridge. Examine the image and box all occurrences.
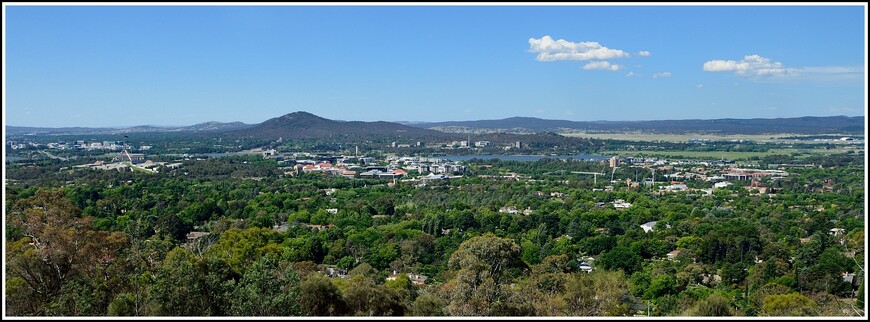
[6,121,253,136]
[407,115,865,135]
[6,113,865,137]
[226,111,453,141]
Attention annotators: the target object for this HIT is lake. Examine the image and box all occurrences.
[162,152,612,163]
[5,156,26,163]
[164,152,259,158]
[441,154,611,162]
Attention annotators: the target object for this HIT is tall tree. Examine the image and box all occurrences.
[443,233,527,316]
[6,189,128,316]
[299,273,347,316]
[228,257,303,316]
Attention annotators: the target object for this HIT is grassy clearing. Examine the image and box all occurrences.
[562,131,859,143]
[126,162,156,174]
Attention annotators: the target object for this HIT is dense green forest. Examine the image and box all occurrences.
[4,152,865,317]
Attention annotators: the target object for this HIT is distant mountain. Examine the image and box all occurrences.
[228,111,452,141]
[9,114,863,138]
[6,121,252,136]
[411,115,865,135]
[111,125,171,134]
[180,121,252,132]
[425,117,580,131]
[6,126,118,136]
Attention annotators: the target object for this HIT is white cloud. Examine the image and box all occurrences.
[703,54,790,77]
[582,61,623,71]
[788,66,863,81]
[704,54,862,81]
[528,36,630,62]
[638,51,651,57]
[652,72,672,79]
[797,66,860,74]
[626,71,641,77]
[696,84,704,88]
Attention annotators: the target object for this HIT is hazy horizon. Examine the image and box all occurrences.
[5,111,866,129]
[4,4,867,128]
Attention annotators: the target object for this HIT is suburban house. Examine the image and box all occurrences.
[640,221,658,233]
[577,258,594,273]
[386,271,429,285]
[612,199,632,209]
[185,231,210,244]
[499,206,519,214]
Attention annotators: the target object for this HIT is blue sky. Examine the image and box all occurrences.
[4,4,866,127]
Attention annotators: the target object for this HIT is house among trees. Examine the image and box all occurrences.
[842,272,858,289]
[185,231,210,244]
[640,221,657,233]
[499,206,519,214]
[577,260,593,273]
[612,199,632,209]
[386,271,429,285]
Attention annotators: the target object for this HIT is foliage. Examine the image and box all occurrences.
[598,246,642,275]
[3,142,864,317]
[761,292,817,316]
[687,294,733,316]
[443,233,526,316]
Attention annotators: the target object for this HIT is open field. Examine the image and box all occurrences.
[561,131,863,143]
[601,147,861,160]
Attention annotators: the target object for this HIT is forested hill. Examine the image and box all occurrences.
[412,115,865,135]
[226,111,458,141]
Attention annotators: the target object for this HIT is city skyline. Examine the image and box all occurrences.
[4,4,867,127]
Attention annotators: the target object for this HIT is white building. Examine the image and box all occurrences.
[713,181,733,189]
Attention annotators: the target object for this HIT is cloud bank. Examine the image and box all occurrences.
[703,54,789,77]
[528,36,630,62]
